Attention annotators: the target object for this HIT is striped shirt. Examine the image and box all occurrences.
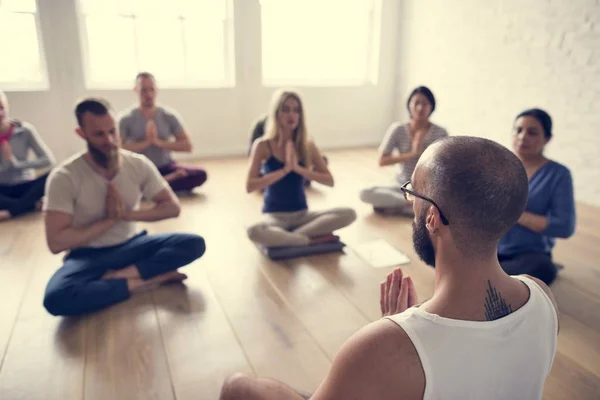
[378,122,449,184]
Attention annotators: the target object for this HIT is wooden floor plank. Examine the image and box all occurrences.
[0,218,41,370]
[0,148,598,400]
[0,239,86,400]
[151,271,253,400]
[83,293,175,400]
[258,254,371,358]
[544,353,600,400]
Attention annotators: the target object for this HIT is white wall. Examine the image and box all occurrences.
[396,0,600,207]
[5,0,398,164]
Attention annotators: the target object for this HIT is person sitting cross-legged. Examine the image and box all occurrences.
[498,108,576,285]
[246,89,356,249]
[221,136,559,400]
[42,98,206,317]
[118,72,207,194]
[0,90,55,222]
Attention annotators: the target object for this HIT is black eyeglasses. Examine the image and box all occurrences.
[400,181,450,225]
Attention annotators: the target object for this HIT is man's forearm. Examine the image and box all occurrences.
[247,169,288,193]
[123,140,151,153]
[294,166,334,186]
[379,152,417,167]
[125,202,180,222]
[156,139,192,152]
[48,219,116,254]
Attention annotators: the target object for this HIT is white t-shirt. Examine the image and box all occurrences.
[43,150,170,248]
[386,276,558,400]
[379,122,448,185]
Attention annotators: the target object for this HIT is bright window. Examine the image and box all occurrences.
[260,0,380,86]
[0,0,48,90]
[78,0,235,88]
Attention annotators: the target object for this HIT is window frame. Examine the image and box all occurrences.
[0,1,50,91]
[75,0,236,90]
[259,0,381,87]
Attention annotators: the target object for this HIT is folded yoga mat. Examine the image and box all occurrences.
[258,240,346,260]
[352,239,410,268]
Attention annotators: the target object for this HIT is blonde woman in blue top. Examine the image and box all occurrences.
[246,89,356,248]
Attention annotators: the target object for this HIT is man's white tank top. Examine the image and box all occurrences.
[385,276,558,400]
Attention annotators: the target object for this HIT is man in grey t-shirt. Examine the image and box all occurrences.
[118,72,207,193]
[42,98,206,317]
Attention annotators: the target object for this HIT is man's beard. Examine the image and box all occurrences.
[412,211,437,268]
[88,142,117,169]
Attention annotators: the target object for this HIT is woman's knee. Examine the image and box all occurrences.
[247,223,267,242]
[359,188,375,203]
[338,208,357,225]
[220,373,254,400]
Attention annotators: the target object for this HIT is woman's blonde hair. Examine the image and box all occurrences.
[264,89,311,168]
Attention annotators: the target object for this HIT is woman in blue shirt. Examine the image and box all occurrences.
[498,108,576,285]
[246,89,356,248]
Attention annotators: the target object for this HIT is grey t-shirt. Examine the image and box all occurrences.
[118,106,185,168]
[379,122,449,184]
[43,150,170,249]
[0,121,55,185]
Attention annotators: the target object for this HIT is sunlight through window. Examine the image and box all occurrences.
[0,0,47,89]
[260,0,379,86]
[79,0,233,88]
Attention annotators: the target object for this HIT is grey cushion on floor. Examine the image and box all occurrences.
[258,241,346,260]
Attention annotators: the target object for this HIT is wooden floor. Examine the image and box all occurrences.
[0,148,599,400]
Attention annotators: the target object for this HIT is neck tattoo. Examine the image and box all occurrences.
[484,280,513,321]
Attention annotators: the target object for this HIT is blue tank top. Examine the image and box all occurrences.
[262,142,307,213]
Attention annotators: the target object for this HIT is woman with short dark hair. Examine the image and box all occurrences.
[360,86,448,215]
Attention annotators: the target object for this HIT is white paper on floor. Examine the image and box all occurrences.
[353,239,410,268]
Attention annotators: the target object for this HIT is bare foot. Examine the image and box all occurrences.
[0,210,11,222]
[128,270,188,293]
[101,270,118,280]
[310,234,339,245]
[156,270,188,285]
[101,265,141,280]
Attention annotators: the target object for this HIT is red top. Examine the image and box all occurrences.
[0,123,15,143]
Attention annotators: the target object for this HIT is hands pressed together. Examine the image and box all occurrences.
[106,182,126,221]
[410,128,427,158]
[283,140,300,174]
[380,267,418,317]
[145,120,163,148]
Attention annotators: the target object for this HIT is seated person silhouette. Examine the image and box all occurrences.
[221,136,560,400]
[249,114,328,187]
[118,72,207,194]
[42,98,206,317]
[360,86,448,215]
[498,108,576,285]
[246,89,356,249]
[0,90,55,222]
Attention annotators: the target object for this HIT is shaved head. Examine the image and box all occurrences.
[413,136,528,256]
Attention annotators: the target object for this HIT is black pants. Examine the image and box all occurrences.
[498,252,557,285]
[0,173,49,217]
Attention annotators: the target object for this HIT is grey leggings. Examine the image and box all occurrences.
[359,185,411,210]
[247,208,357,247]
